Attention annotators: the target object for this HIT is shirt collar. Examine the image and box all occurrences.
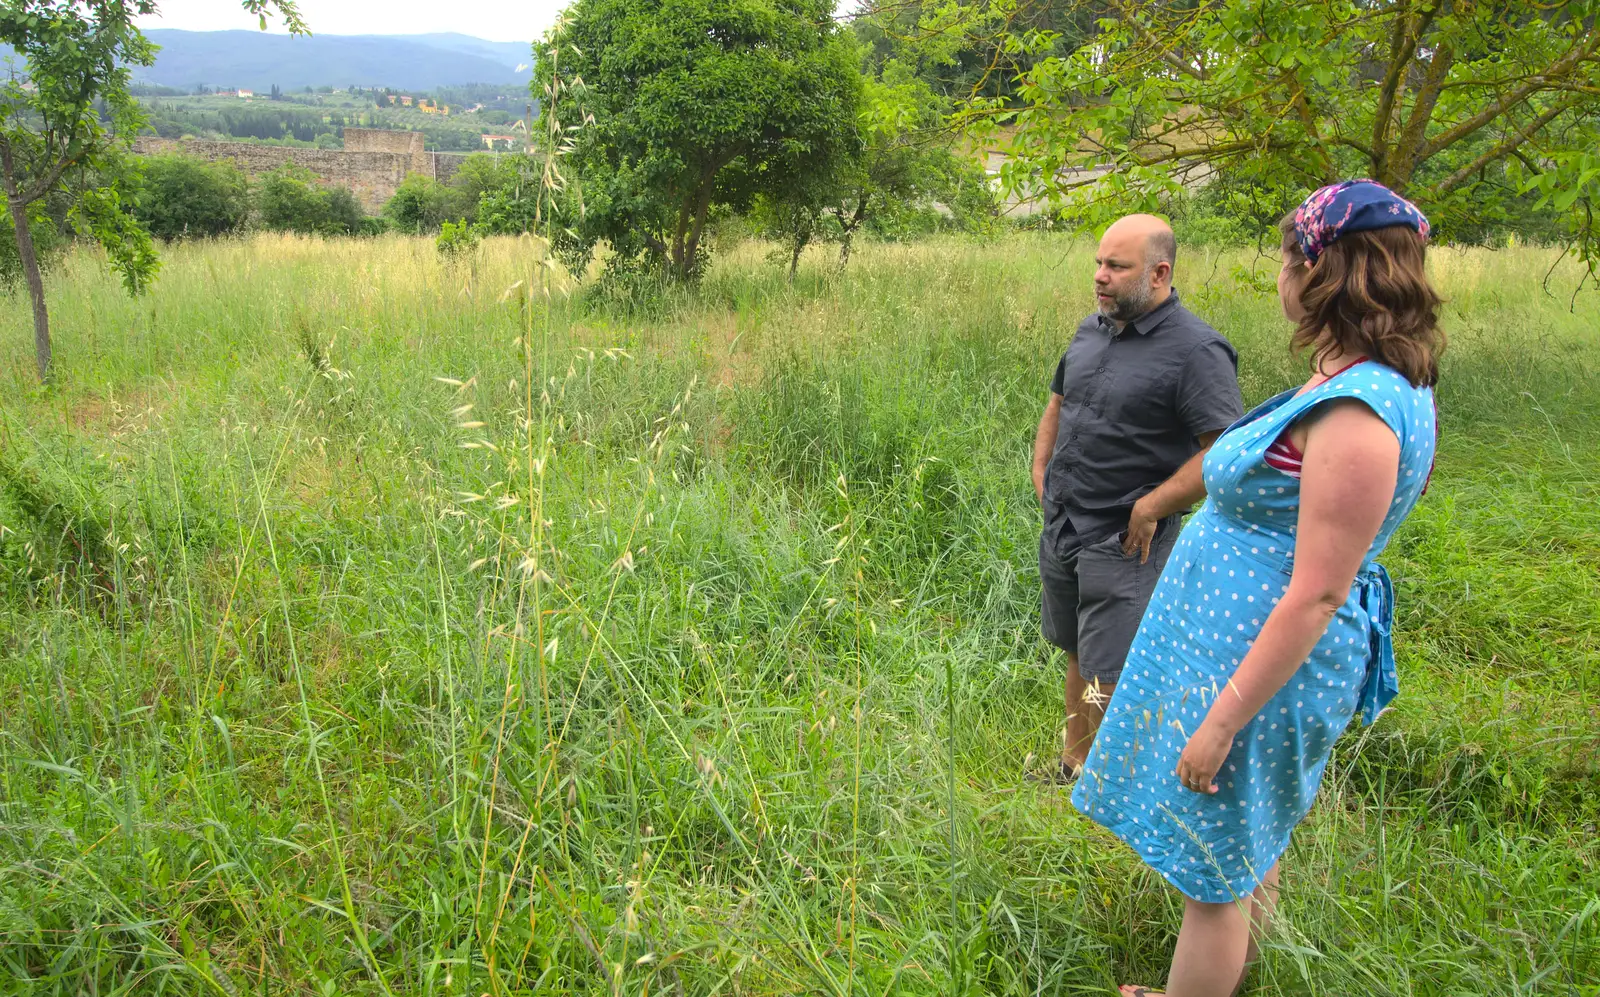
[1099,288,1181,336]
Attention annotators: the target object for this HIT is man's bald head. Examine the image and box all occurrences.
[1102,213,1177,273]
[1093,214,1177,324]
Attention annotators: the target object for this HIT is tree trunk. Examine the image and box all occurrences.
[9,200,52,383]
[680,174,717,280]
[837,192,869,269]
[670,191,693,275]
[788,224,810,284]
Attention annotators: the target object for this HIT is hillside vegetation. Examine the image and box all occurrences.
[0,234,1596,994]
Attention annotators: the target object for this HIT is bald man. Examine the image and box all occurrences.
[1032,214,1243,781]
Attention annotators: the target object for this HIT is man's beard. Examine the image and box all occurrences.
[1097,272,1156,321]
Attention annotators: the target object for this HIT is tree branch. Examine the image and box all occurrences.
[1371,0,1434,166]
[1288,78,1335,182]
[1391,41,1455,182]
[1418,33,1600,161]
[0,133,21,199]
[1118,7,1207,81]
[1431,96,1582,195]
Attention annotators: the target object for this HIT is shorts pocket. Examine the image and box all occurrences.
[1092,529,1137,560]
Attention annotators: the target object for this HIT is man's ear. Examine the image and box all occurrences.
[1155,261,1173,285]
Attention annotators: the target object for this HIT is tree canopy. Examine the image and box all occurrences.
[968,0,1600,265]
[539,0,864,280]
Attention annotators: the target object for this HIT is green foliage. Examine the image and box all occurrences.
[132,154,250,240]
[435,218,479,261]
[539,0,865,280]
[255,163,365,236]
[382,172,469,234]
[973,0,1600,265]
[853,0,1100,101]
[445,153,518,223]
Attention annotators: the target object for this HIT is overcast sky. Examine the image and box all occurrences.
[136,0,564,44]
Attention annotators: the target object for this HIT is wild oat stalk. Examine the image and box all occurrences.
[427,16,602,993]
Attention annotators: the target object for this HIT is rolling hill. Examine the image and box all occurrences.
[136,30,534,92]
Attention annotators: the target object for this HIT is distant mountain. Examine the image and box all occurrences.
[136,30,534,91]
[395,33,533,71]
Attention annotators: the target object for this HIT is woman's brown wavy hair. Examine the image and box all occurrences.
[1278,213,1444,387]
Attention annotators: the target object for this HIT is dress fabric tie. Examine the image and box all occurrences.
[1356,564,1399,726]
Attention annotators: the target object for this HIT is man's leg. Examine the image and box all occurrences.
[1063,654,1113,771]
[1074,518,1180,760]
[1040,533,1084,772]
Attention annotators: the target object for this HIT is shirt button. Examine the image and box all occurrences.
[1097,366,1107,372]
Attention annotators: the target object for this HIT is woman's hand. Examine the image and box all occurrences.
[1176,719,1234,794]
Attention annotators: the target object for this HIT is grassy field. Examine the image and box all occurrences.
[1,233,1596,996]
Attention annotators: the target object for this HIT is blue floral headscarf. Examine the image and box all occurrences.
[1293,180,1430,263]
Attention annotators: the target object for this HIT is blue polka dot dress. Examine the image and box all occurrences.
[1071,360,1437,902]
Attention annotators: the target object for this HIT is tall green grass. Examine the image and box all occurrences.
[1,233,1596,995]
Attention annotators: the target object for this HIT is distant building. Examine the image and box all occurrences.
[237,89,254,98]
[399,95,414,106]
[481,134,517,150]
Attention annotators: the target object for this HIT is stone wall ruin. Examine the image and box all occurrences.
[133,129,482,214]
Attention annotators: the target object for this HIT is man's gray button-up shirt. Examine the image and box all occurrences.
[1043,289,1244,550]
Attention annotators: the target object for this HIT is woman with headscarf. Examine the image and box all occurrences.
[1072,180,1443,997]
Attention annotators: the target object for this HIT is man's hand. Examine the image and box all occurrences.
[1176,716,1234,794]
[1033,466,1047,505]
[1119,430,1222,561]
[1122,495,1160,563]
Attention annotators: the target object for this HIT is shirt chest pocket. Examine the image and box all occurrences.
[1102,363,1176,425]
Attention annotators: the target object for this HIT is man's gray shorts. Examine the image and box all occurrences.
[1039,516,1181,683]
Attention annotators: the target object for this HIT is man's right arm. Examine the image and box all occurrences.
[1033,393,1062,502]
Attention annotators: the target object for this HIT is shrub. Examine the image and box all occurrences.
[435,219,479,261]
[445,153,518,224]
[255,164,365,236]
[132,155,250,241]
[383,173,469,234]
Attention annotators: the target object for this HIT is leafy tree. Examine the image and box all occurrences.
[970,0,1600,266]
[0,0,306,382]
[759,48,997,276]
[538,0,865,281]
[756,152,853,282]
[256,163,363,236]
[133,155,250,240]
[833,59,994,265]
[0,1,161,382]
